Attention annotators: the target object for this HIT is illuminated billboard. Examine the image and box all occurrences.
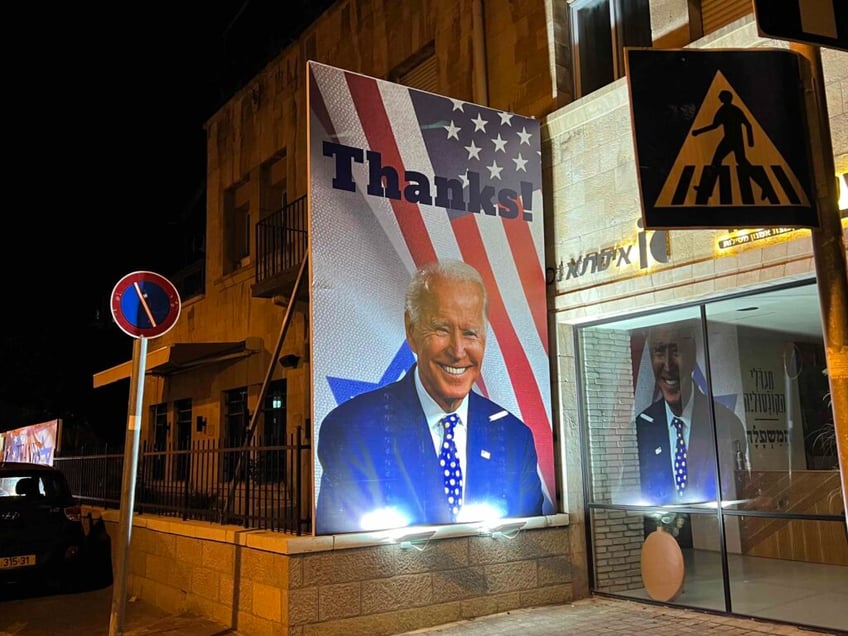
[308,62,553,535]
[0,419,62,466]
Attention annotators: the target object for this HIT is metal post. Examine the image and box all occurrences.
[791,43,848,529]
[222,253,308,522]
[109,336,148,636]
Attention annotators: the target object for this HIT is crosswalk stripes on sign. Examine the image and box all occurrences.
[655,70,811,210]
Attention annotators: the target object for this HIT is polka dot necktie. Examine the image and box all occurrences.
[672,417,688,496]
[439,414,463,519]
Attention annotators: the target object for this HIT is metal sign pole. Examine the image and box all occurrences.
[109,335,148,636]
[791,42,848,530]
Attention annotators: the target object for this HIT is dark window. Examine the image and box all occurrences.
[256,380,287,483]
[260,152,287,219]
[224,387,248,481]
[263,380,287,446]
[701,0,751,36]
[223,180,251,274]
[174,398,192,481]
[389,42,438,93]
[569,0,651,97]
[151,403,168,481]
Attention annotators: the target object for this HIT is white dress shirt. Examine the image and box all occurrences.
[414,367,469,484]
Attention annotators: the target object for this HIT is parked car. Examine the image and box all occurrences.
[0,462,86,592]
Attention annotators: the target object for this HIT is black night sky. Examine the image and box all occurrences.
[2,1,334,447]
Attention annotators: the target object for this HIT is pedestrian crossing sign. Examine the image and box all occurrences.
[626,48,818,230]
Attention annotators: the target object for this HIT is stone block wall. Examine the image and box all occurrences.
[97,510,574,636]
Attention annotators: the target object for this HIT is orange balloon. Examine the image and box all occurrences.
[641,527,685,602]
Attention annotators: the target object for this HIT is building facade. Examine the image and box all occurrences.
[93,1,847,633]
[546,11,847,634]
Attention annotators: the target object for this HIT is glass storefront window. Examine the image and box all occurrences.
[705,285,840,514]
[578,281,847,633]
[726,517,848,632]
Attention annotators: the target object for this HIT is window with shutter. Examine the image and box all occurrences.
[390,42,438,94]
[700,0,751,36]
[569,0,651,98]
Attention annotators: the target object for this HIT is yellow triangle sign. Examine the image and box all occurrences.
[655,71,810,208]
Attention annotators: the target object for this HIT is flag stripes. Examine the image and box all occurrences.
[309,62,554,505]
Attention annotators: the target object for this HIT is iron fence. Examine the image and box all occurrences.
[55,427,312,535]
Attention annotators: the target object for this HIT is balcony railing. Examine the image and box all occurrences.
[254,195,308,298]
[55,427,312,535]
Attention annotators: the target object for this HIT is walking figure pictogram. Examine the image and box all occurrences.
[692,90,753,166]
[690,90,776,204]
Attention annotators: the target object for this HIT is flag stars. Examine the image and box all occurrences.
[517,126,532,145]
[443,120,461,140]
[471,113,488,132]
[498,111,513,126]
[491,133,507,153]
[449,98,465,112]
[513,153,528,172]
[458,171,470,188]
[487,160,503,180]
[464,140,482,160]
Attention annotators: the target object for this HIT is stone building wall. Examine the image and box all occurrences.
[99,510,573,636]
[142,0,557,478]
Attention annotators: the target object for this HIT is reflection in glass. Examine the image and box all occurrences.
[581,282,846,632]
[706,286,843,515]
[590,508,725,612]
[728,517,848,632]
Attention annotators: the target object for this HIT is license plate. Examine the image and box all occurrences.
[0,554,36,569]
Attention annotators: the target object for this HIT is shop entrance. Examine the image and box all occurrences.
[577,280,846,633]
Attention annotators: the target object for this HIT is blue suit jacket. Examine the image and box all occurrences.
[636,389,746,505]
[316,366,544,534]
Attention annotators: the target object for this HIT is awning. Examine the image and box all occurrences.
[93,337,263,388]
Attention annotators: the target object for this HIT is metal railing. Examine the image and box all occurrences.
[255,195,308,288]
[55,427,312,535]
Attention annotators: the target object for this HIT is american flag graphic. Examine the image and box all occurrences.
[308,61,554,514]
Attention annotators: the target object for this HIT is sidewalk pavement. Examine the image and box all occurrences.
[2,587,842,636]
[0,586,237,636]
[400,596,842,636]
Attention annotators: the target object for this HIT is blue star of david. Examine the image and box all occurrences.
[326,341,415,405]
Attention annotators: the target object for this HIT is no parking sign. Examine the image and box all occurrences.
[111,270,181,339]
[108,270,182,634]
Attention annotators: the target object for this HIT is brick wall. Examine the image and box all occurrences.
[579,330,643,592]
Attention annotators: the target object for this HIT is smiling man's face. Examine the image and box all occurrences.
[405,274,486,413]
[649,324,696,416]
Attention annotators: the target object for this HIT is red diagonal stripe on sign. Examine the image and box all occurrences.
[451,214,554,500]
[503,196,549,355]
[345,73,437,268]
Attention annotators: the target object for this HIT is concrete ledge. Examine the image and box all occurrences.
[89,507,568,555]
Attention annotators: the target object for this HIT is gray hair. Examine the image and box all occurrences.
[404,259,488,328]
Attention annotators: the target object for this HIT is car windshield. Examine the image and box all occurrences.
[0,472,71,500]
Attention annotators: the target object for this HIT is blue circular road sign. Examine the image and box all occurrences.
[111,271,181,339]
